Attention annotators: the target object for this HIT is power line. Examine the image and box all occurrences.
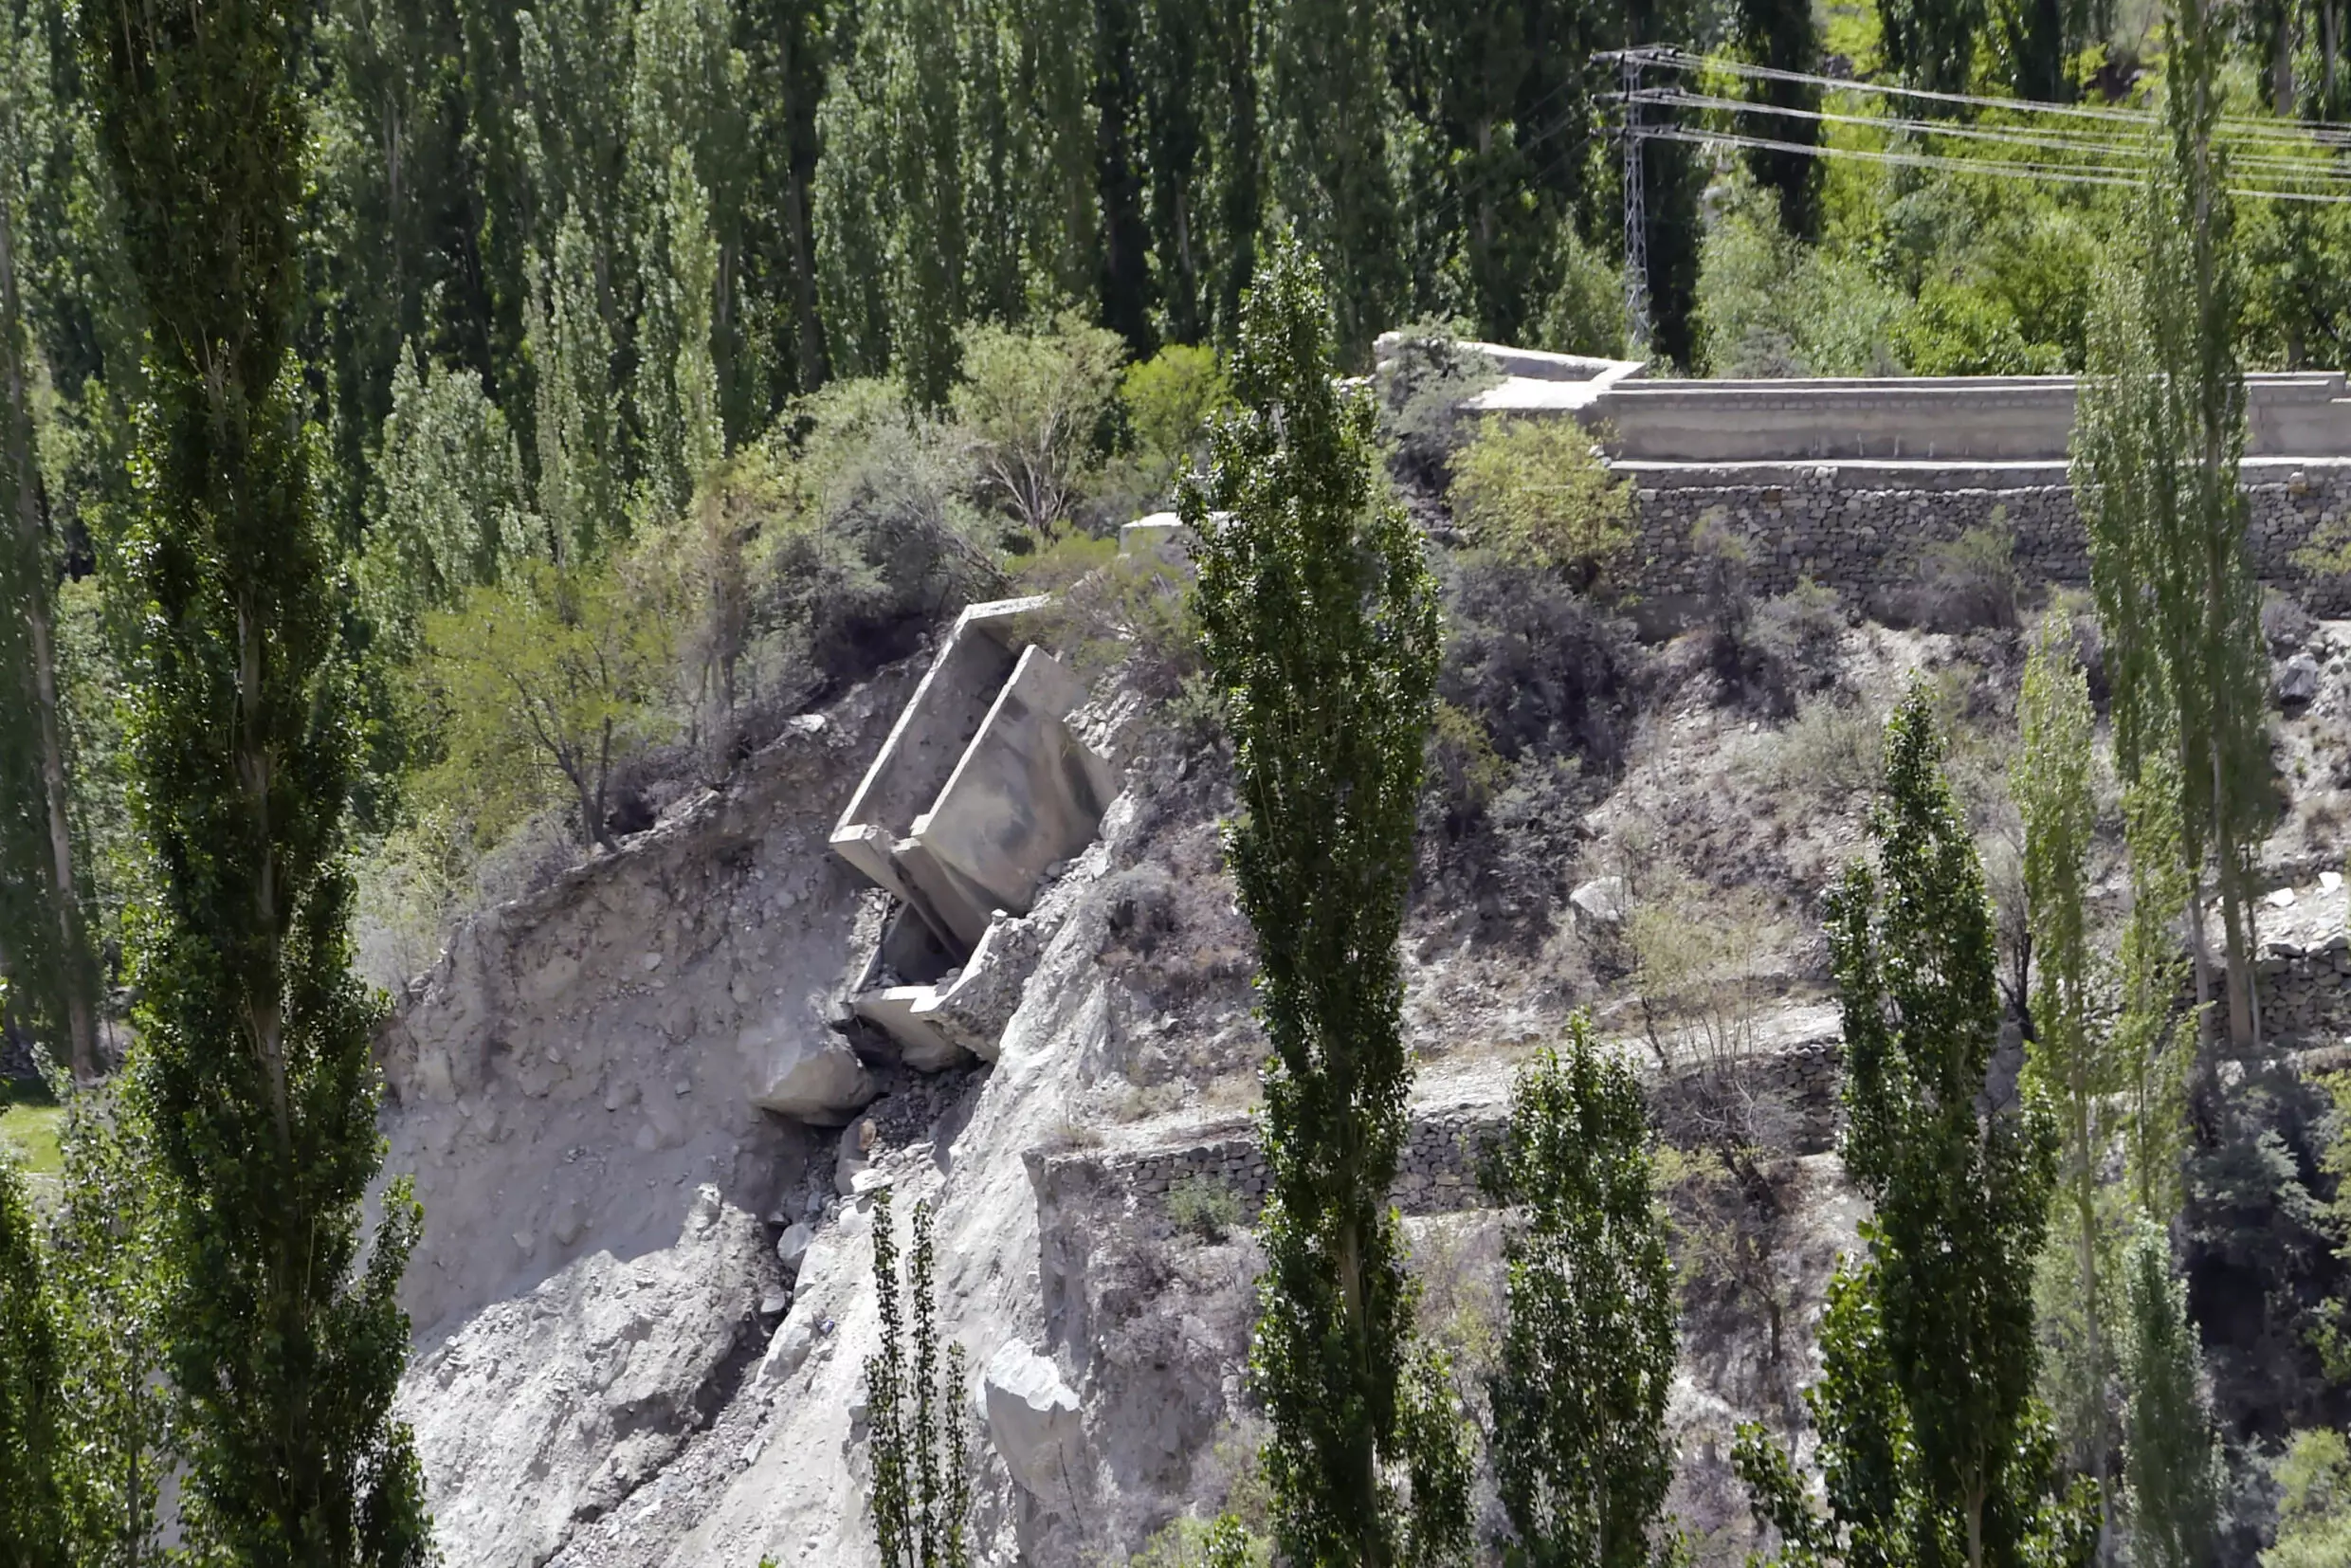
[1627,86,2351,182]
[1631,119,2351,201]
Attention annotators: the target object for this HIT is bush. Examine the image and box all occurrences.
[1440,554,1634,768]
[1759,693,1883,808]
[1446,418,1633,593]
[1375,321,1501,491]
[1695,182,1904,376]
[2263,587,2319,656]
[764,377,997,683]
[1534,226,1627,358]
[1117,343,1231,509]
[1888,279,2067,375]
[1166,1175,1246,1243]
[1746,578,1849,704]
[951,310,1126,538]
[1900,523,2022,633]
[2268,1429,2351,1568]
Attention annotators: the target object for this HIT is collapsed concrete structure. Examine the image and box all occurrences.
[828,597,1116,1067]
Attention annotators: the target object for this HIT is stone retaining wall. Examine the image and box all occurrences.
[1038,1036,1845,1223]
[2261,932,2351,1041]
[1620,461,2351,615]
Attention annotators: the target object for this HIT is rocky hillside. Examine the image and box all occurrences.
[379,593,2351,1568]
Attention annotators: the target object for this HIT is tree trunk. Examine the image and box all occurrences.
[0,179,97,1082]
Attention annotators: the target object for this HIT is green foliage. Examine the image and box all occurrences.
[47,1080,177,1565]
[0,1148,69,1565]
[2119,1220,2221,1568]
[414,557,676,851]
[952,312,1127,538]
[1119,342,1231,506]
[2265,1428,2351,1568]
[1890,281,2068,376]
[359,344,536,665]
[1742,688,2087,1568]
[1187,235,1452,1568]
[2073,1,2272,1051]
[1168,1174,1247,1242]
[1129,1513,1273,1568]
[1481,1015,1679,1568]
[1376,323,1501,491]
[1695,183,1903,377]
[2014,613,2123,1512]
[865,1190,971,1568]
[1447,419,1634,593]
[84,0,434,1559]
[532,208,628,563]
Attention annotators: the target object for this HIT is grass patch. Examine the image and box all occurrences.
[0,1079,64,1178]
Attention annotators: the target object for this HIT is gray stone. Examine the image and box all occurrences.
[2278,653,2323,706]
[983,1341,1084,1505]
[775,1222,816,1277]
[1570,876,1629,926]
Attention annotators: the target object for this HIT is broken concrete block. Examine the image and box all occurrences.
[741,1012,875,1124]
[983,1340,1084,1504]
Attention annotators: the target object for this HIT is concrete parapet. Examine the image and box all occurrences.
[1470,369,2351,465]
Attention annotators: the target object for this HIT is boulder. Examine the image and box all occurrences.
[2277,653,2322,707]
[742,1013,876,1124]
[983,1340,1084,1505]
[1570,875,1629,926]
[775,1222,815,1277]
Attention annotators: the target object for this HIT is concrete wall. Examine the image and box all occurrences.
[1471,369,2351,465]
[1618,458,2351,615]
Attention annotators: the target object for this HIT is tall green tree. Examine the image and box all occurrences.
[2073,0,2270,1054]
[2014,613,2122,1541]
[864,1189,971,1568]
[1483,1014,1678,1568]
[80,0,433,1557]
[1879,0,1986,93]
[1264,0,1404,366]
[0,1144,72,1567]
[531,207,625,560]
[2117,1221,2222,1568]
[0,70,100,1084]
[1743,689,2086,1568]
[1187,235,1459,1568]
[1735,0,1822,239]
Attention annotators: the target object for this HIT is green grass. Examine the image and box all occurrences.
[0,1080,64,1178]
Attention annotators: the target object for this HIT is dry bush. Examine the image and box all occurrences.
[1754,692,1881,811]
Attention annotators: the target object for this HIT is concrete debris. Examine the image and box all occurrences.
[983,1341,1084,1506]
[1570,875,1630,925]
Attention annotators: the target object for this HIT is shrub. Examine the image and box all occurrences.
[1889,279,2067,375]
[2262,587,2319,656]
[951,311,1126,538]
[1759,693,1882,808]
[1446,418,1634,593]
[1375,320,1501,491]
[1440,554,1634,768]
[1118,343,1230,508]
[764,377,996,683]
[1908,523,2022,633]
[2267,1429,2351,1568]
[1166,1175,1246,1242]
[410,557,676,850]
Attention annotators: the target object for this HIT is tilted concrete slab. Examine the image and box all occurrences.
[829,597,1040,934]
[829,597,1115,1063]
[902,645,1115,952]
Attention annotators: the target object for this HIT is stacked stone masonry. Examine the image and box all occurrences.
[1621,461,2351,615]
[1043,1038,1845,1222]
[2258,931,2351,1041]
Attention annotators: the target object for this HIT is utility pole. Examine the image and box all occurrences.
[1618,50,1652,356]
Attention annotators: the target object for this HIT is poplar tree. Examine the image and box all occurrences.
[1483,1014,1678,1568]
[1265,0,1405,365]
[2117,1221,2222,1568]
[1187,235,1461,1568]
[2072,0,2270,1053]
[1743,689,2086,1568]
[0,1146,71,1567]
[2014,613,2123,1541]
[0,98,100,1084]
[1735,0,1822,239]
[865,1189,971,1568]
[81,0,433,1558]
